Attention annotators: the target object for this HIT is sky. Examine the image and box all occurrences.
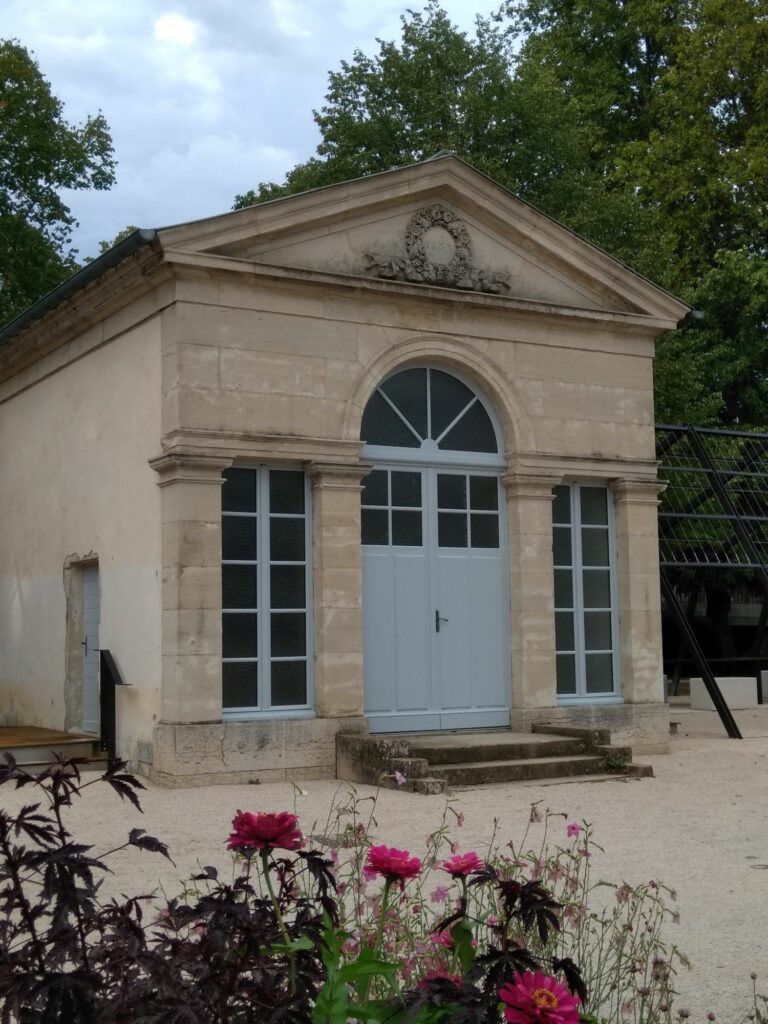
[4,0,498,260]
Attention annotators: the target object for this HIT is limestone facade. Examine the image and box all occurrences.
[0,156,688,780]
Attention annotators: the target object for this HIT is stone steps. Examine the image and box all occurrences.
[428,753,611,786]
[0,727,106,774]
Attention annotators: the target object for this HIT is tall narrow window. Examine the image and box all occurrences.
[222,468,312,716]
[553,483,619,699]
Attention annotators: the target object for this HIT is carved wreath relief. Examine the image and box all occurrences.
[364,205,510,294]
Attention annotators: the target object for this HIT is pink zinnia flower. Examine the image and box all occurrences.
[566,822,582,838]
[499,971,580,1024]
[365,845,422,885]
[430,929,454,948]
[441,851,484,877]
[227,810,303,852]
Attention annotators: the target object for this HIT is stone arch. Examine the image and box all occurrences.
[343,334,534,454]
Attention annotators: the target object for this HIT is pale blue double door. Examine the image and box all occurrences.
[362,465,510,732]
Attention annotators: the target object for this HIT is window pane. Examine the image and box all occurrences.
[270,471,305,514]
[430,369,474,439]
[223,613,258,658]
[582,529,610,566]
[222,565,257,609]
[270,565,306,609]
[552,486,571,525]
[437,474,466,509]
[362,470,388,507]
[222,469,257,513]
[223,662,258,708]
[470,476,498,511]
[392,510,422,546]
[553,526,572,566]
[438,512,467,547]
[580,486,608,526]
[271,612,306,657]
[362,509,388,545]
[222,516,258,561]
[270,518,305,561]
[380,368,428,440]
[556,654,577,695]
[555,612,575,652]
[391,471,421,507]
[584,611,612,650]
[470,514,499,548]
[361,390,420,447]
[582,570,611,608]
[554,569,573,608]
[585,653,614,693]
[438,400,498,453]
[271,661,307,706]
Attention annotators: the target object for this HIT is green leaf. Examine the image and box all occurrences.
[270,935,315,953]
[450,919,475,973]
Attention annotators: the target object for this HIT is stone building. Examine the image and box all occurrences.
[0,155,688,783]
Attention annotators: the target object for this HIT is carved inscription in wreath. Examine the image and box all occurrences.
[364,204,510,294]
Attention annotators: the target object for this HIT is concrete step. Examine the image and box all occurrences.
[2,740,100,765]
[429,754,610,786]
[6,757,111,775]
[409,734,591,764]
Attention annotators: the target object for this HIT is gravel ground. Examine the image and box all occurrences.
[3,707,768,1021]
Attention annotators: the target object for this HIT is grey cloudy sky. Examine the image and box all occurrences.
[4,0,496,259]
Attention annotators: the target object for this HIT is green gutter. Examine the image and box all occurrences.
[0,228,157,345]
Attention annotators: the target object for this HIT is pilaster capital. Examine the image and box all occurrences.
[149,452,233,487]
[609,477,666,505]
[501,471,563,501]
[308,461,372,492]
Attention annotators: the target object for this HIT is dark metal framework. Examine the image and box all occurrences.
[656,424,768,738]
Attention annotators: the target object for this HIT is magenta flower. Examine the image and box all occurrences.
[365,845,422,886]
[394,770,407,786]
[227,810,303,852]
[441,851,484,877]
[499,971,581,1024]
[566,822,582,838]
[430,885,450,903]
[429,929,454,948]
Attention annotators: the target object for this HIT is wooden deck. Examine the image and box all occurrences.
[0,726,95,749]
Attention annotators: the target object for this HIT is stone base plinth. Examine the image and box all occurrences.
[150,716,368,787]
[510,702,670,754]
[690,677,757,711]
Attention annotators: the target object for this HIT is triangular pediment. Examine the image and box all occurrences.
[156,156,688,324]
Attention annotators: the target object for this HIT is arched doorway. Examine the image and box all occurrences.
[360,366,510,732]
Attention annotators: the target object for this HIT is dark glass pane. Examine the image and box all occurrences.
[222,469,257,513]
[392,510,422,546]
[552,486,571,525]
[584,611,613,651]
[430,369,474,439]
[438,512,467,547]
[271,612,306,657]
[585,653,614,693]
[582,528,610,567]
[222,565,257,609]
[222,516,258,561]
[362,469,388,507]
[582,570,611,609]
[470,514,499,548]
[270,518,305,561]
[362,509,388,545]
[554,569,573,608]
[437,474,466,510]
[271,661,307,706]
[470,476,498,511]
[580,486,608,526]
[438,400,498,453]
[270,565,306,609]
[556,654,577,695]
[270,470,305,514]
[555,611,575,652]
[361,390,420,447]
[380,368,428,440]
[553,526,572,566]
[223,613,258,658]
[391,471,421,507]
[223,661,258,708]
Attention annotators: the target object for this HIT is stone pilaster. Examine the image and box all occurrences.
[150,452,232,723]
[610,478,666,705]
[503,472,563,720]
[309,461,370,719]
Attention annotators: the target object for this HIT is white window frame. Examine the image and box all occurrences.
[554,481,622,705]
[222,465,315,721]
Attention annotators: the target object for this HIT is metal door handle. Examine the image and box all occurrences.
[435,610,449,632]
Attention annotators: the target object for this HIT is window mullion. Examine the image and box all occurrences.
[259,470,271,711]
[572,484,588,698]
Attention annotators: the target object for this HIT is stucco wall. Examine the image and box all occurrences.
[0,317,162,761]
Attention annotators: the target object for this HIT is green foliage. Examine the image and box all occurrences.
[94,224,138,258]
[0,39,115,324]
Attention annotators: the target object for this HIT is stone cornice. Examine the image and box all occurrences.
[149,452,233,486]
[308,461,372,490]
[507,451,660,481]
[161,428,363,465]
[609,478,667,504]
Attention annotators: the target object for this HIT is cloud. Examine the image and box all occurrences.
[153,12,198,47]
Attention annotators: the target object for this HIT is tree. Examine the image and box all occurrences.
[0,40,115,325]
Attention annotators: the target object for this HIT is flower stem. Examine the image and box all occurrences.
[260,849,296,996]
[359,877,392,1007]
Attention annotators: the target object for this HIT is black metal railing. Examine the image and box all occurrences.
[99,649,131,760]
